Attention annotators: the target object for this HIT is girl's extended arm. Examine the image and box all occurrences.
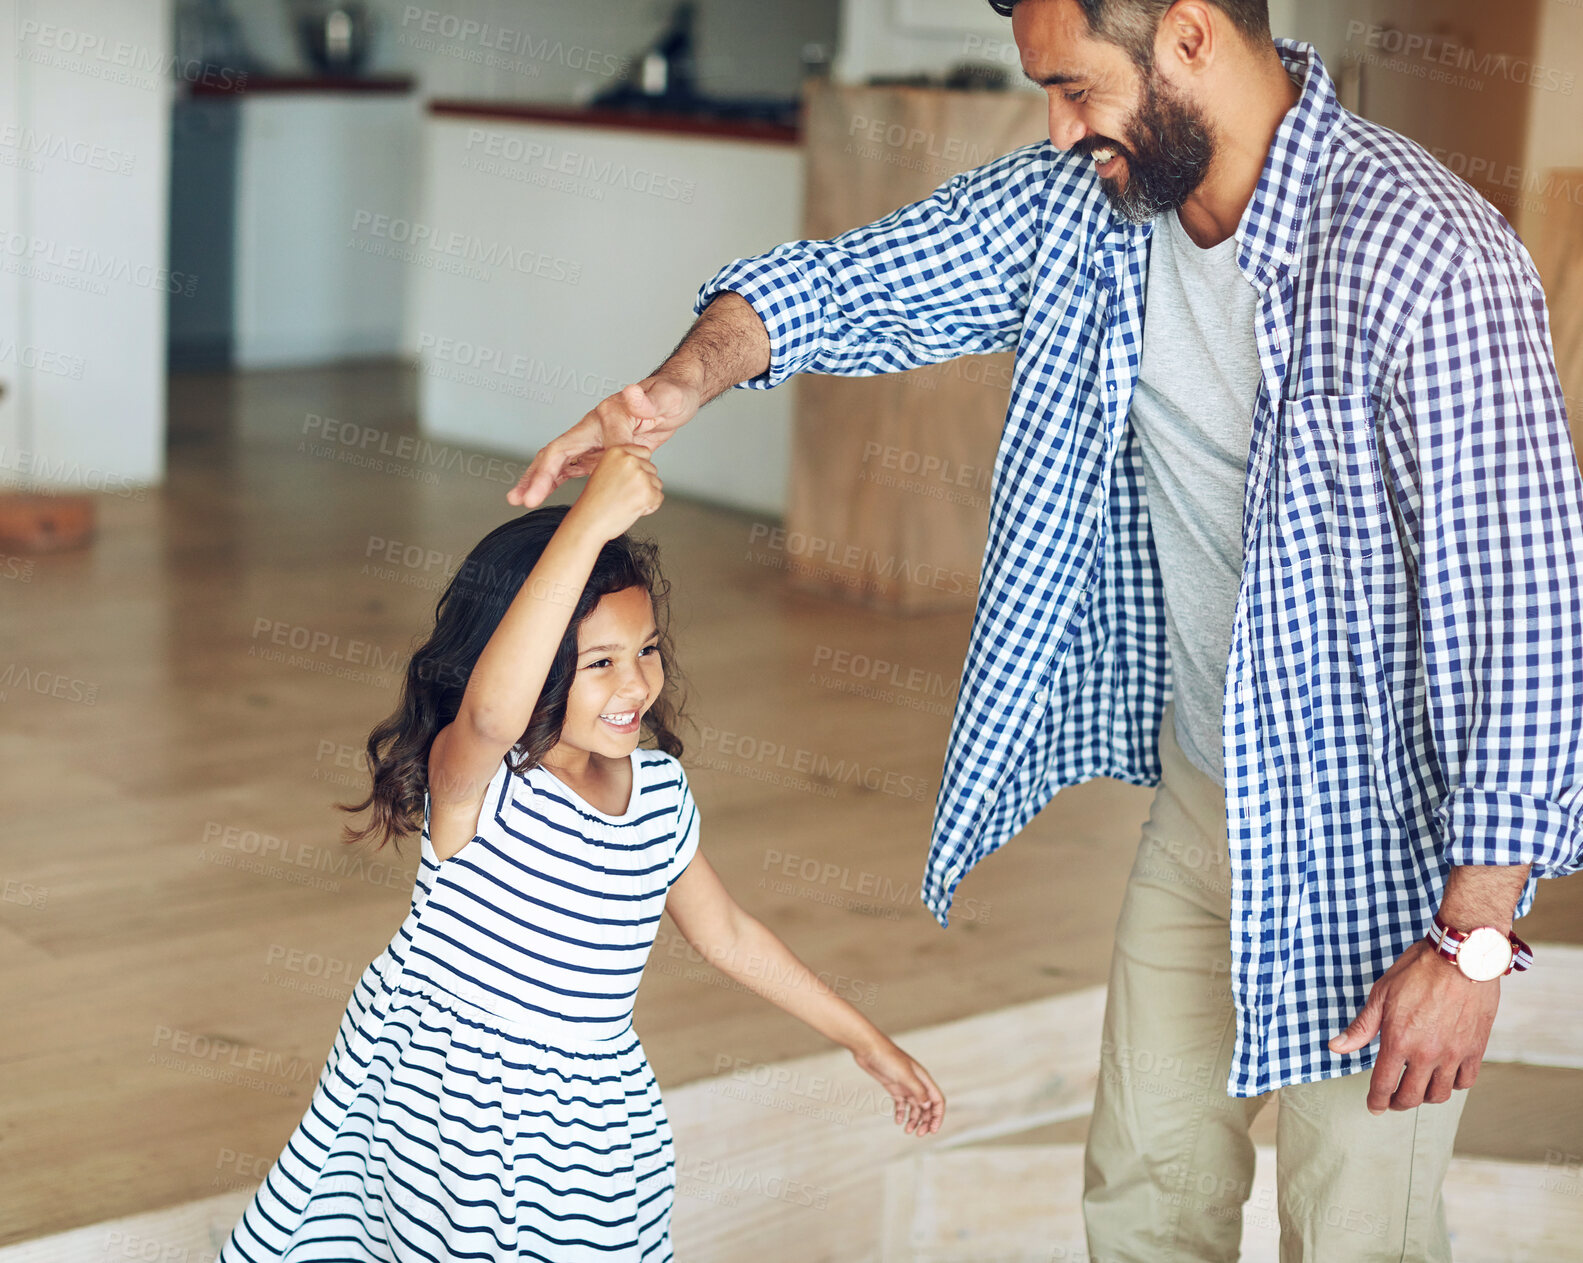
[427,447,662,857]
[664,851,945,1136]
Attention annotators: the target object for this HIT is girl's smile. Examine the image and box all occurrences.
[597,708,641,735]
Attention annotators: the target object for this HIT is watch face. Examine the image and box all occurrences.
[1458,927,1513,982]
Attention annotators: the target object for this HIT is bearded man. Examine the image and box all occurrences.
[509,2,1583,1258]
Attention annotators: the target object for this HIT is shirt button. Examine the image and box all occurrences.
[1033,689,1048,704]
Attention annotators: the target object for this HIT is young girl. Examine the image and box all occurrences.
[219,445,945,1262]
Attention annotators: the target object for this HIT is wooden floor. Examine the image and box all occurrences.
[2,362,1580,1248]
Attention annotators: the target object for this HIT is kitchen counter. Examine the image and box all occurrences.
[427,98,800,146]
[409,102,805,516]
[190,74,417,96]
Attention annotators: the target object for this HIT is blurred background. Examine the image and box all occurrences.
[2,1,1581,1260]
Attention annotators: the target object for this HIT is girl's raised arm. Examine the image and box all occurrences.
[427,446,661,859]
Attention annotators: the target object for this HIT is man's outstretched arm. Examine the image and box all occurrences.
[510,141,1066,509]
[508,291,769,508]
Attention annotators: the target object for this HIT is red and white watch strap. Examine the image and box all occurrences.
[1427,913,1533,974]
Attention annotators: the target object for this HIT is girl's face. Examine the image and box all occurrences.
[555,586,664,762]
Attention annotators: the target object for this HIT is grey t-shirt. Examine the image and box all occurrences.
[1128,209,1261,784]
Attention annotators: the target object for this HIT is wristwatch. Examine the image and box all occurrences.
[1426,913,1534,981]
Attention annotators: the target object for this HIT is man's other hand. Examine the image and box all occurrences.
[1328,939,1501,1114]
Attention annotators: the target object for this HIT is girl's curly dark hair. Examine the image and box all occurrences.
[338,505,686,851]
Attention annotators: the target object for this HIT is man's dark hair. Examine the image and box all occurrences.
[986,0,1271,70]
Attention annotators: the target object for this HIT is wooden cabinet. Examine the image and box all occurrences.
[1328,0,1543,223]
[1299,1,1583,457]
[1531,169,1583,451]
[784,82,1046,612]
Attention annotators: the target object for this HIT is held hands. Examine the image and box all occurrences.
[566,445,665,543]
[853,1036,946,1136]
[509,376,700,509]
[1328,939,1501,1114]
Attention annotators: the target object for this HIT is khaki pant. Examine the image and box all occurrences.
[1082,706,1468,1262]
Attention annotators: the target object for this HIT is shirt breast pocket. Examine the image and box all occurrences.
[1271,391,1387,568]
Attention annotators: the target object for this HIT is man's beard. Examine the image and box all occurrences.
[1082,71,1216,223]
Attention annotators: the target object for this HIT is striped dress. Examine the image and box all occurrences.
[219,746,701,1262]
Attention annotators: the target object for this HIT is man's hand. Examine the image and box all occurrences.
[508,376,700,509]
[1327,939,1500,1114]
[507,291,770,509]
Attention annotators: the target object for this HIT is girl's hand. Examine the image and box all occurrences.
[567,445,664,542]
[509,377,700,508]
[853,1037,945,1136]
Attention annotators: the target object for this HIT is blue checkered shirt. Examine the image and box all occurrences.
[694,41,1583,1095]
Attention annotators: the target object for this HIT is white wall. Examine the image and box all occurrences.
[1281,0,1356,70]
[0,4,22,471]
[834,0,1028,86]
[834,0,1302,87]
[1267,0,1298,46]
[234,93,420,368]
[0,0,172,492]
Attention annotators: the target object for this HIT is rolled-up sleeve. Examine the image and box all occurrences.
[1397,254,1583,879]
[693,142,1057,389]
